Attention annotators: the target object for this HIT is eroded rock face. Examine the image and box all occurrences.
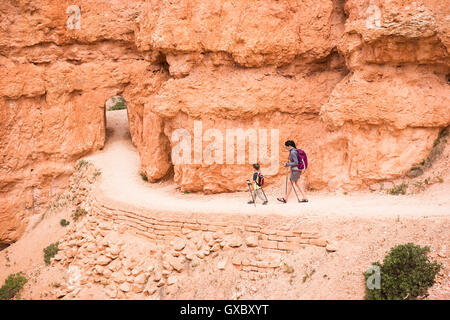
[1,0,449,243]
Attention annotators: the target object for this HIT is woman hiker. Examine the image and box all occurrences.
[277,140,308,203]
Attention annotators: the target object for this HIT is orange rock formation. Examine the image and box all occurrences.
[1,0,449,244]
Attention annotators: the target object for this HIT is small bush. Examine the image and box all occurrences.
[72,207,87,222]
[364,243,441,300]
[109,101,127,111]
[140,173,148,182]
[76,159,89,171]
[388,182,408,195]
[93,169,102,178]
[108,96,127,111]
[60,219,70,227]
[0,273,28,300]
[43,242,60,265]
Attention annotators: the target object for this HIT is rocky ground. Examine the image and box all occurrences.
[0,194,448,300]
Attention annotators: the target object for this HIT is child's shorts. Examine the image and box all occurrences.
[290,170,302,182]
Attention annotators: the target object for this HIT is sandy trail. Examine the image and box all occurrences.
[84,110,450,219]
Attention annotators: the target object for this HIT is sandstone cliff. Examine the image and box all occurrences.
[1,0,449,244]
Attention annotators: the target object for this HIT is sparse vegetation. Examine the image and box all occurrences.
[282,262,294,274]
[72,207,87,222]
[108,96,127,111]
[388,182,408,195]
[43,242,60,265]
[364,243,441,300]
[302,268,315,283]
[76,159,89,171]
[60,219,70,227]
[406,126,448,178]
[46,192,72,210]
[0,273,28,300]
[140,173,148,182]
[93,169,102,179]
[412,180,425,192]
[410,175,444,192]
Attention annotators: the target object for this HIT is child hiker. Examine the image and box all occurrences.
[247,163,268,205]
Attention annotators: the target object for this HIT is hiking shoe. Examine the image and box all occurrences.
[262,201,268,205]
[248,200,255,204]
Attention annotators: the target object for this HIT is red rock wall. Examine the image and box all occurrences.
[1,0,449,243]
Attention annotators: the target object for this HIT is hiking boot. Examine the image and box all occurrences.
[262,201,268,205]
[248,200,255,204]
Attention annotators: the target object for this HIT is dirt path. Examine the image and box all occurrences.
[85,109,450,219]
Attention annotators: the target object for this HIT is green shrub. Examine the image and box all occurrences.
[0,273,28,300]
[43,242,60,265]
[76,159,89,171]
[364,243,441,300]
[60,219,70,227]
[72,207,87,222]
[388,182,408,195]
[107,96,127,111]
[93,169,102,178]
[109,101,127,111]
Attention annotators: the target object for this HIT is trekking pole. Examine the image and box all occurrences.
[247,180,257,207]
[285,166,289,196]
[260,187,268,202]
[290,179,301,203]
